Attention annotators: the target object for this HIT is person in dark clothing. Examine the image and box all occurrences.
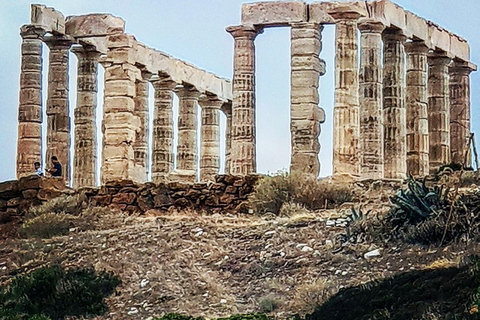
[48,156,62,177]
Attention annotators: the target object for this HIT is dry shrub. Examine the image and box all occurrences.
[249,172,353,215]
[258,295,283,313]
[30,192,87,217]
[19,212,74,238]
[279,202,309,217]
[291,278,337,315]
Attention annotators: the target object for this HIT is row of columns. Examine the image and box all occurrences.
[333,17,474,180]
[16,26,230,187]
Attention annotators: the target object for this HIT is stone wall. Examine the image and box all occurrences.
[0,175,259,238]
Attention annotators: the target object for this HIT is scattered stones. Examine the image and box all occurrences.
[364,249,382,259]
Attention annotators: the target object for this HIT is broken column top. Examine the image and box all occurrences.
[30,4,65,34]
[239,0,476,66]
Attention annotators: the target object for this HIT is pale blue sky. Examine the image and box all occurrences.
[0,0,478,182]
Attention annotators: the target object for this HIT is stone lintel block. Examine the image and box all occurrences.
[308,4,336,24]
[31,4,65,34]
[104,96,135,113]
[65,14,125,37]
[241,2,307,27]
[108,47,136,64]
[107,33,136,49]
[315,2,368,21]
[104,79,136,98]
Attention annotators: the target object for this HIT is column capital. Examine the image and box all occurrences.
[404,40,429,54]
[43,35,73,50]
[71,45,102,60]
[175,84,201,99]
[382,28,407,42]
[290,22,324,31]
[199,94,225,109]
[226,25,263,40]
[358,19,385,33]
[330,11,362,22]
[150,75,177,90]
[449,60,476,75]
[20,24,45,39]
[428,52,452,67]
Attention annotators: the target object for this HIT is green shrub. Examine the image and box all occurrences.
[217,314,271,320]
[0,265,120,320]
[249,172,353,215]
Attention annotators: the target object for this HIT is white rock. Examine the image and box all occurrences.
[127,308,138,315]
[335,269,342,275]
[140,279,149,288]
[265,230,276,235]
[342,271,348,276]
[364,249,381,259]
[220,299,227,304]
[326,220,335,227]
[301,246,313,252]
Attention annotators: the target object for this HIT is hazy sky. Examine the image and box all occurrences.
[0,0,478,182]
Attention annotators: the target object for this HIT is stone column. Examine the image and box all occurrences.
[151,76,177,183]
[199,97,222,181]
[428,52,452,173]
[175,84,200,182]
[383,29,407,180]
[102,34,139,183]
[17,25,44,178]
[132,72,151,183]
[72,46,101,188]
[290,22,326,177]
[226,25,262,175]
[405,41,430,177]
[331,13,360,178]
[222,102,233,173]
[449,61,474,166]
[45,36,72,183]
[358,20,385,180]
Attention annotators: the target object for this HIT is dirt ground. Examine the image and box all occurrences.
[1,206,477,320]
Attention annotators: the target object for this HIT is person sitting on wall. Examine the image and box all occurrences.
[47,156,62,178]
[34,161,43,176]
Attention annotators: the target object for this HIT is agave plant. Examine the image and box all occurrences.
[389,176,449,226]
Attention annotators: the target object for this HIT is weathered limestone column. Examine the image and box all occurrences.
[17,25,44,178]
[102,34,140,183]
[290,22,326,177]
[175,84,201,182]
[331,13,360,177]
[132,72,151,182]
[358,20,385,180]
[222,102,233,174]
[226,25,262,175]
[428,52,452,172]
[151,76,177,183]
[449,61,475,166]
[199,96,222,181]
[45,36,72,182]
[405,41,430,177]
[383,29,407,179]
[71,46,101,188]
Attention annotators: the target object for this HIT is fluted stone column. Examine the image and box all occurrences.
[332,13,360,177]
[290,22,325,177]
[358,20,385,180]
[175,85,200,181]
[383,29,407,180]
[45,36,72,182]
[226,25,262,175]
[405,41,429,177]
[102,34,139,183]
[72,46,101,188]
[222,103,233,174]
[199,97,222,181]
[132,72,151,183]
[428,53,452,172]
[449,61,474,166]
[151,76,177,182]
[17,25,44,178]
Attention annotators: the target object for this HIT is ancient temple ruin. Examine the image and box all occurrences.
[16,1,476,187]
